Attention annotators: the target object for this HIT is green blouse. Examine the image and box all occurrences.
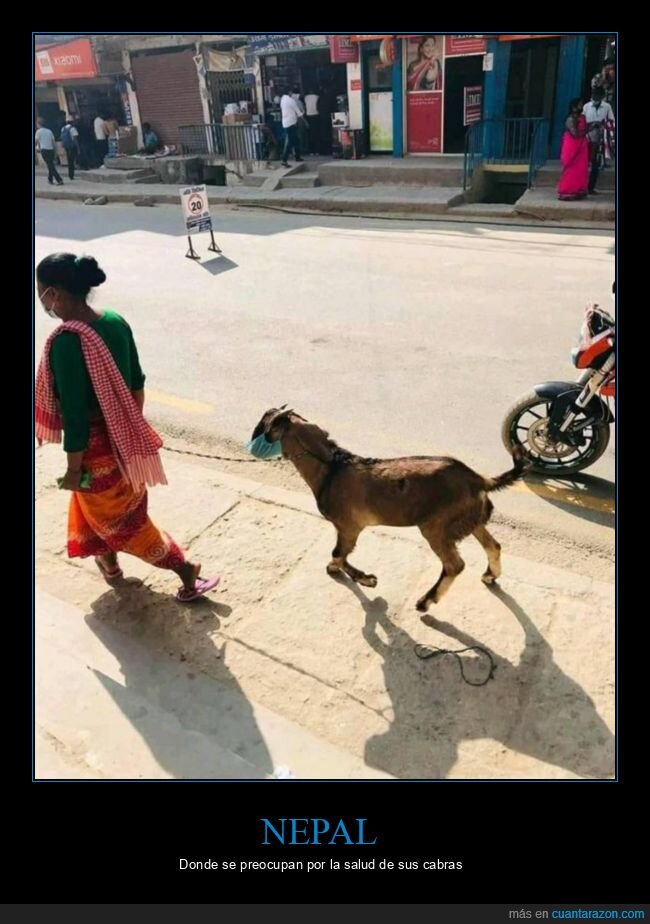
[50,310,146,452]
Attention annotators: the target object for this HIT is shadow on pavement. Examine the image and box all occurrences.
[84,581,274,779]
[340,581,614,780]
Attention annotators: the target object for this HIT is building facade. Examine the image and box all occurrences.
[35,33,615,165]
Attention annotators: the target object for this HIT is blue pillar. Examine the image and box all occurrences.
[392,39,403,157]
[482,38,511,158]
[552,34,587,156]
[482,38,510,120]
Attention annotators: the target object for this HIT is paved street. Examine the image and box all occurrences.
[35,200,615,779]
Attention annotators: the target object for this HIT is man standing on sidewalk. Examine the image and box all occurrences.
[60,118,80,181]
[280,89,304,168]
[94,112,109,167]
[583,88,614,195]
[35,118,64,186]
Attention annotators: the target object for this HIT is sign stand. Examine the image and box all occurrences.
[186,236,201,261]
[179,184,222,261]
[207,229,222,255]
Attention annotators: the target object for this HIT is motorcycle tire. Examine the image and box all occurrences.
[501,390,611,476]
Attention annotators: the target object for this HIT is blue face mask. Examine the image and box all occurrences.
[246,433,284,460]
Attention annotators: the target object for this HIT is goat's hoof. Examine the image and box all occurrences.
[416,596,432,612]
[482,573,498,586]
[358,574,377,588]
[326,564,342,576]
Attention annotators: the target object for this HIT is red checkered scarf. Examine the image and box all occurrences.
[35,320,167,488]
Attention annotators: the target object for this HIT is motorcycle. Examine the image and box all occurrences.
[501,296,615,475]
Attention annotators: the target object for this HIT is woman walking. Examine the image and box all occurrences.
[35,252,220,602]
[557,99,589,201]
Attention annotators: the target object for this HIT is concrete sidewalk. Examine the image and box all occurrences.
[34,174,615,228]
[35,441,614,780]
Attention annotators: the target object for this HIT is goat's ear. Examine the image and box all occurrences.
[264,407,294,436]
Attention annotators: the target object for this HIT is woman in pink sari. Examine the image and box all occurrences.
[557,99,589,201]
[407,36,442,92]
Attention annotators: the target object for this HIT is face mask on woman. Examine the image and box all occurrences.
[39,287,59,319]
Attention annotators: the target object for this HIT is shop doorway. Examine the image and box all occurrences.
[505,38,560,121]
[261,50,347,155]
[209,70,253,122]
[67,84,124,126]
[443,56,484,153]
[363,45,393,153]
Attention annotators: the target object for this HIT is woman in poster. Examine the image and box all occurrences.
[557,98,590,201]
[407,36,442,92]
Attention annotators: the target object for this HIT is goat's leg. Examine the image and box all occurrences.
[473,525,502,585]
[416,534,465,610]
[327,526,377,588]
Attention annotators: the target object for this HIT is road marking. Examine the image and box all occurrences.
[511,480,615,515]
[146,389,213,415]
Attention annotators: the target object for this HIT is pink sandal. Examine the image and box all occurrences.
[176,575,221,602]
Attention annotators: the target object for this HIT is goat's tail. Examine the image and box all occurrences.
[483,446,528,493]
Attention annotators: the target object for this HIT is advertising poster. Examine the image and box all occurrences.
[406,35,444,153]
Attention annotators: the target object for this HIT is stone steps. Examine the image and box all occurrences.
[279,173,320,189]
[318,158,465,188]
[534,160,615,191]
[77,168,158,185]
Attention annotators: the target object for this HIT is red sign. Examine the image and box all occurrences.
[329,35,359,63]
[352,35,392,42]
[350,79,362,91]
[498,34,561,42]
[35,39,97,81]
[445,35,487,56]
[463,85,482,125]
[407,93,442,153]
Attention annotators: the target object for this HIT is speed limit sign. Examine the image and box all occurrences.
[180,184,212,233]
[179,184,221,260]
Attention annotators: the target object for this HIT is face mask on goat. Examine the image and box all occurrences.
[246,433,284,460]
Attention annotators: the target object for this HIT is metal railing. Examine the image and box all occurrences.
[463,117,550,190]
[179,123,265,162]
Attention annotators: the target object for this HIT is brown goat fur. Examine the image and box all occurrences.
[251,407,526,609]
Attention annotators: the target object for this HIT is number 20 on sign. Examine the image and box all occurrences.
[179,184,222,260]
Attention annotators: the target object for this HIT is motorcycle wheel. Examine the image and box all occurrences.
[501,390,611,475]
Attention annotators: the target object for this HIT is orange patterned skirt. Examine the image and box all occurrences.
[67,422,185,571]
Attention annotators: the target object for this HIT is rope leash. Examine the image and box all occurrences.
[168,446,496,688]
[162,445,278,464]
[414,644,497,686]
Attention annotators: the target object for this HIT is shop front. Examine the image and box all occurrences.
[250,35,348,156]
[402,34,487,155]
[349,33,606,162]
[130,46,205,147]
[349,34,487,157]
[35,37,135,167]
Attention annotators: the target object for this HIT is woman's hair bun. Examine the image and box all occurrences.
[75,256,106,288]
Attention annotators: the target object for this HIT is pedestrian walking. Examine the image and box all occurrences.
[557,99,589,201]
[35,252,221,602]
[583,88,615,195]
[60,117,80,181]
[35,118,64,186]
[280,89,304,167]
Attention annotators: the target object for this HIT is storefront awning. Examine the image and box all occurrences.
[35,38,97,81]
[243,34,329,56]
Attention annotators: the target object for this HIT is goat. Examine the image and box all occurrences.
[250,408,526,609]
